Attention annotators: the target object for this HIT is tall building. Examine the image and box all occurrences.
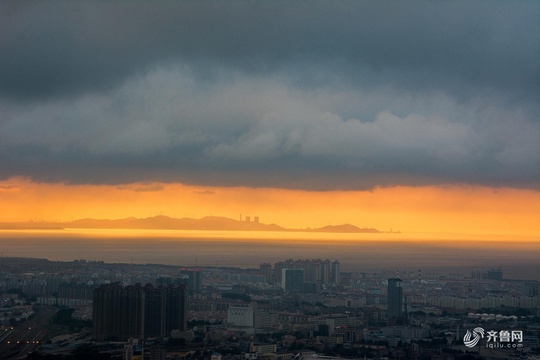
[282,268,304,292]
[319,259,331,284]
[144,286,166,338]
[163,284,188,333]
[259,263,272,283]
[331,260,340,285]
[121,285,146,341]
[93,283,187,341]
[180,268,202,294]
[254,306,275,330]
[487,268,503,280]
[273,260,293,284]
[93,284,145,341]
[93,283,122,341]
[387,278,403,319]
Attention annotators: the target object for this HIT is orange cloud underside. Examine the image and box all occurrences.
[1,177,539,236]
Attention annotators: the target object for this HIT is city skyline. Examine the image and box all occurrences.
[0,2,539,238]
[1,255,538,358]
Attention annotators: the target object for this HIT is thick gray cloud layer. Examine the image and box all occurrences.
[0,1,539,190]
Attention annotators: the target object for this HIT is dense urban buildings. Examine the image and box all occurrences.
[471,268,503,281]
[272,259,341,287]
[93,283,187,341]
[0,257,539,359]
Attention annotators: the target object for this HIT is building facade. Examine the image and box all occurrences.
[387,278,403,319]
[282,268,304,292]
[93,283,187,341]
[227,305,254,327]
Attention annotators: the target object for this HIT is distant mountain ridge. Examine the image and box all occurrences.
[0,215,382,233]
[313,224,380,233]
[68,215,286,231]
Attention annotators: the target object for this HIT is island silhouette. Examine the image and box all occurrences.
[0,215,385,233]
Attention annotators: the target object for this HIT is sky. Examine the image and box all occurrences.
[0,1,539,235]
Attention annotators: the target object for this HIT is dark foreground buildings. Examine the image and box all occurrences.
[93,283,187,341]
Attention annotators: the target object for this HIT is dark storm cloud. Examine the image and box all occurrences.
[117,183,165,192]
[1,1,538,102]
[0,1,539,190]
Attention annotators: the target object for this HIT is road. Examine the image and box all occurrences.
[0,326,47,359]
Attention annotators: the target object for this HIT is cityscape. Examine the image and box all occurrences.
[0,256,538,359]
[1,1,539,360]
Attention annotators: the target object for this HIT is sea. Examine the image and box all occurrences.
[0,229,538,280]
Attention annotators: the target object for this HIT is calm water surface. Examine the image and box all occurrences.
[0,229,538,279]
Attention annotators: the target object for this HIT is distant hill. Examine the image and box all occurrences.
[1,215,384,233]
[311,224,380,233]
[67,215,287,232]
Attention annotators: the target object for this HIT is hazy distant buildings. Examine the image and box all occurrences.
[487,268,503,280]
[93,283,187,341]
[242,215,259,223]
[471,269,485,280]
[331,260,340,285]
[524,280,540,296]
[259,263,272,283]
[180,268,202,293]
[471,268,503,280]
[387,278,403,319]
[58,282,94,300]
[274,259,340,286]
[282,268,304,292]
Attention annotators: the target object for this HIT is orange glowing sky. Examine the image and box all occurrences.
[1,177,538,237]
